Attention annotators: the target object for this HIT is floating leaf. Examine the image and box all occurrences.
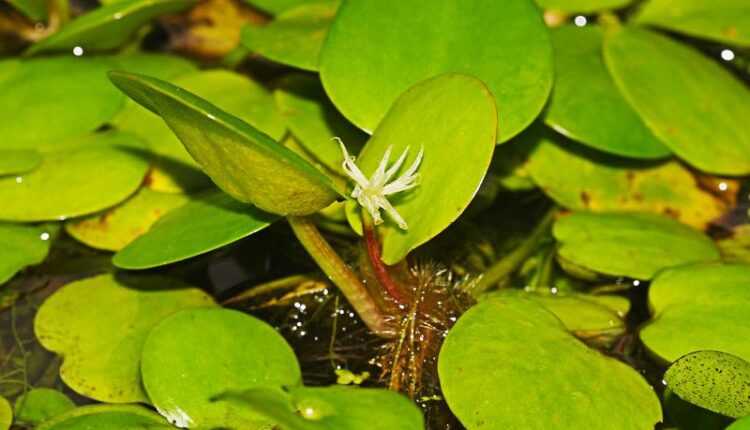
[65,188,189,251]
[663,388,733,430]
[0,57,124,149]
[241,2,339,71]
[113,191,278,269]
[141,308,301,429]
[554,212,720,280]
[0,223,53,285]
[34,273,216,403]
[535,0,631,13]
[635,0,750,47]
[665,350,750,418]
[729,416,750,430]
[345,74,497,264]
[114,69,285,193]
[26,0,199,54]
[320,0,552,141]
[0,149,40,176]
[13,389,75,426]
[545,25,668,159]
[109,52,198,80]
[439,296,662,429]
[0,132,150,222]
[641,263,750,363]
[222,386,424,430]
[36,405,171,430]
[109,71,340,215]
[244,0,329,15]
[274,73,366,174]
[0,397,9,430]
[604,26,750,175]
[525,125,733,230]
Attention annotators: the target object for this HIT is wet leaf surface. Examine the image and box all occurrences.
[113,190,279,269]
[438,296,662,429]
[665,350,750,418]
[141,308,301,429]
[13,388,75,426]
[0,223,53,285]
[640,263,750,363]
[36,404,171,429]
[319,0,552,141]
[0,149,41,176]
[604,26,750,175]
[34,273,216,403]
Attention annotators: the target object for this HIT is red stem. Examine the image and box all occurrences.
[363,218,404,305]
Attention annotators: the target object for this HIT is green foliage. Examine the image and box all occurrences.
[35,404,171,429]
[0,149,41,176]
[13,389,75,425]
[0,223,52,284]
[0,397,10,430]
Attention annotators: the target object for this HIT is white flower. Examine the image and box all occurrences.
[336,137,423,230]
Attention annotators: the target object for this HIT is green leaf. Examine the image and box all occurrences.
[729,416,750,430]
[635,0,750,47]
[34,273,216,403]
[438,296,662,429]
[241,2,339,71]
[346,74,497,264]
[640,263,750,363]
[319,0,552,142]
[274,73,366,175]
[663,388,733,430]
[0,132,150,222]
[665,350,750,418]
[535,0,631,13]
[243,0,329,15]
[36,405,171,430]
[0,396,10,430]
[65,188,189,251]
[0,57,124,149]
[113,69,285,193]
[108,71,340,215]
[718,224,750,264]
[221,386,424,430]
[13,389,75,426]
[141,308,302,429]
[26,0,199,54]
[0,149,41,176]
[113,191,279,269]
[109,52,198,80]
[0,223,53,285]
[604,26,750,175]
[553,211,720,280]
[7,0,47,22]
[545,25,668,159]
[524,125,732,230]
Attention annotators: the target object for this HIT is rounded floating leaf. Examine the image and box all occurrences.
[0,396,10,430]
[665,350,750,418]
[0,132,150,222]
[320,0,552,142]
[346,74,497,264]
[26,0,198,54]
[34,273,216,403]
[554,211,720,280]
[641,263,750,363]
[141,308,302,429]
[108,71,340,215]
[545,25,668,159]
[635,0,750,47]
[223,386,424,430]
[439,296,662,429]
[36,405,171,430]
[241,2,339,71]
[525,125,732,230]
[604,26,750,175]
[275,73,366,174]
[0,57,124,148]
[0,223,53,284]
[65,188,189,251]
[113,190,278,269]
[0,149,41,176]
[13,389,75,426]
[535,0,632,13]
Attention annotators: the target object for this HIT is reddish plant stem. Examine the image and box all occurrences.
[362,217,405,306]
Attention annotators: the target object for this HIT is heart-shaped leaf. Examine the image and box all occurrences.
[0,223,53,284]
[113,190,279,269]
[345,74,497,264]
[545,25,668,159]
[640,263,750,363]
[604,26,750,175]
[553,211,720,280]
[34,273,216,403]
[319,0,552,142]
[108,71,340,215]
[0,149,41,176]
[439,296,662,429]
[36,405,171,430]
[141,308,302,429]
